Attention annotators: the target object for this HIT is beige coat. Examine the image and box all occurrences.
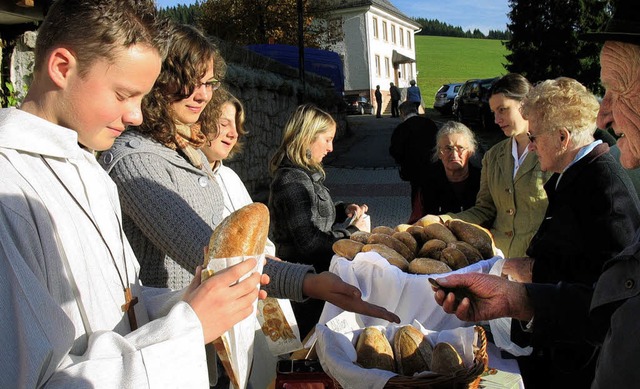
[441,138,552,257]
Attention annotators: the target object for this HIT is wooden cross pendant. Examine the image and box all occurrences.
[122,287,139,331]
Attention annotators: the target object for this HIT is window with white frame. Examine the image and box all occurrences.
[382,21,388,42]
[372,17,378,39]
[375,55,381,76]
[399,27,404,46]
[391,24,396,44]
[407,30,411,48]
[385,57,390,78]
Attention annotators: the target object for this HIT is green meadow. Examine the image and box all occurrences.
[415,35,511,108]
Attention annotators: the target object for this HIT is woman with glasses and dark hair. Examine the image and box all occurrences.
[419,121,481,214]
[437,73,552,258]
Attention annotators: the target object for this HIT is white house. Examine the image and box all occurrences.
[327,0,422,113]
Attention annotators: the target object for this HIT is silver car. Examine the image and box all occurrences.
[433,82,463,115]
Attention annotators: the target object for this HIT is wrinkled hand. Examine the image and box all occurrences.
[302,271,400,323]
[432,273,533,322]
[345,203,368,220]
[502,257,534,283]
[183,259,269,343]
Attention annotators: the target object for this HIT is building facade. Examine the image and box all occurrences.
[328,0,421,113]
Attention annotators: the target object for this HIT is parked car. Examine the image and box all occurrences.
[433,82,463,115]
[455,77,501,130]
[344,95,374,115]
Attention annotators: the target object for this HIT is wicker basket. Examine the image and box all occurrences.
[331,326,488,389]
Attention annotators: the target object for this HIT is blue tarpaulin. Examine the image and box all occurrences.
[245,44,344,94]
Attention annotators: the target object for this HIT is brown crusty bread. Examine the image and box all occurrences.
[356,327,396,372]
[202,202,270,388]
[393,325,433,376]
[431,342,465,375]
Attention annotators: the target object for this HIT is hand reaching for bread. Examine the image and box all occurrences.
[302,271,400,324]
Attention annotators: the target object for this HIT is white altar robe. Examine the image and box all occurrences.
[0,108,211,388]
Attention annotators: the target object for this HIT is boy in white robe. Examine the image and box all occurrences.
[0,1,266,387]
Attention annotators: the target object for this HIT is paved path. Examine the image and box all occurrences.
[323,115,412,228]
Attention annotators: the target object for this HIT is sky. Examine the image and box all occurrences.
[155,0,510,35]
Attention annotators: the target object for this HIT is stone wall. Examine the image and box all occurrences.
[2,31,349,201]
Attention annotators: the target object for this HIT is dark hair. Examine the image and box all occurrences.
[35,0,170,76]
[135,23,227,145]
[489,73,532,102]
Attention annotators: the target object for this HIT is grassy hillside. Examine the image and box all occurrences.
[415,35,510,108]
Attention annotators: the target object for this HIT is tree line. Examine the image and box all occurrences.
[412,18,512,40]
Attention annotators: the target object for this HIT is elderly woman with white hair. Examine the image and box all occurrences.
[420,121,481,215]
[502,77,640,389]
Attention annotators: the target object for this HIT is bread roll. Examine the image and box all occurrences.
[414,214,442,227]
[203,202,270,388]
[332,239,364,260]
[372,225,395,235]
[440,247,469,270]
[447,241,483,264]
[394,223,412,232]
[431,342,465,375]
[408,258,452,275]
[392,231,418,256]
[350,230,371,244]
[367,233,415,261]
[445,219,496,259]
[417,239,447,260]
[355,327,395,372]
[423,223,457,244]
[362,243,410,271]
[393,325,433,376]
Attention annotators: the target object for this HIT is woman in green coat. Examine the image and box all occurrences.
[439,73,552,257]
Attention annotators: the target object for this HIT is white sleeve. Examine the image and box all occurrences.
[0,196,210,388]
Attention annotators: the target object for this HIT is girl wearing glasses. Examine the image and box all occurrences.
[439,73,552,257]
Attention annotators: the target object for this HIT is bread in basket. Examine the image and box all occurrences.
[315,322,488,389]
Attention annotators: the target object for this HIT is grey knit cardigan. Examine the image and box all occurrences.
[100,130,311,301]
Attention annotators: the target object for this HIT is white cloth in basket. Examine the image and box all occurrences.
[319,251,501,329]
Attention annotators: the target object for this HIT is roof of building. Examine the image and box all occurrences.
[330,0,421,29]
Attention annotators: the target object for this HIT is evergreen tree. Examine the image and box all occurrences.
[505,0,610,93]
[159,3,202,26]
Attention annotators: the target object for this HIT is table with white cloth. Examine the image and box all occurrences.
[315,251,524,389]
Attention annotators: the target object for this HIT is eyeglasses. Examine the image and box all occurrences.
[527,131,547,143]
[195,78,221,92]
[439,145,468,155]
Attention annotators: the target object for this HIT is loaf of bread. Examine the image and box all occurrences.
[431,342,465,375]
[202,202,270,388]
[408,258,453,275]
[445,219,496,259]
[332,239,364,260]
[393,325,433,376]
[355,327,396,372]
[362,243,410,271]
[367,233,415,261]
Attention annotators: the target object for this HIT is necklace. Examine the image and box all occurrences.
[41,157,138,331]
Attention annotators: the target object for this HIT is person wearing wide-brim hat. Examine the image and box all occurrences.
[430,1,640,387]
